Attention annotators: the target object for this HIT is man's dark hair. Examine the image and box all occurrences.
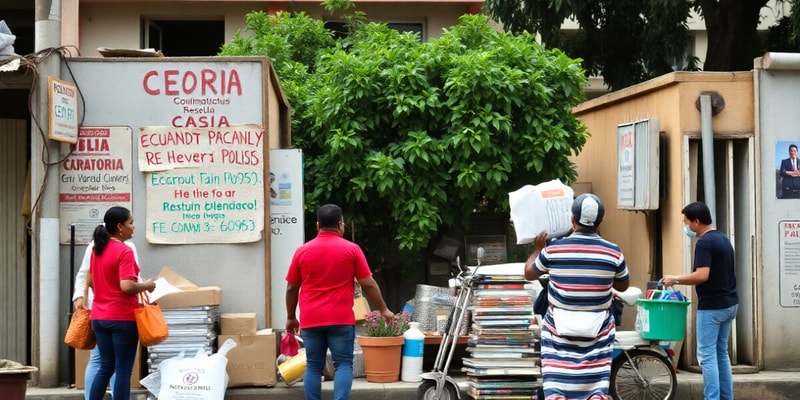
[682,201,712,225]
[317,204,343,229]
[791,144,798,152]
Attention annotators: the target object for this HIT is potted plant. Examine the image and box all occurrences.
[357,311,411,382]
[0,360,38,400]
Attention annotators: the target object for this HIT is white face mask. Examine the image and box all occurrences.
[684,224,697,238]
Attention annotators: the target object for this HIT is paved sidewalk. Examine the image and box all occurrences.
[24,369,800,400]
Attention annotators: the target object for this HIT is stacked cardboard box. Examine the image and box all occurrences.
[217,313,277,387]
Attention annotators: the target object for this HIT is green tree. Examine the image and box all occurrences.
[484,0,800,90]
[220,9,588,280]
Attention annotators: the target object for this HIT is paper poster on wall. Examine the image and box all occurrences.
[59,126,133,244]
[138,124,265,244]
[775,141,800,199]
[269,148,304,328]
[617,123,635,208]
[779,220,800,307]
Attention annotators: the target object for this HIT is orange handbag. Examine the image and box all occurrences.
[65,282,96,350]
[65,308,96,350]
[134,292,169,346]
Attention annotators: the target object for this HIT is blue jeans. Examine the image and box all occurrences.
[85,346,116,400]
[89,320,138,400]
[696,304,738,400]
[302,325,355,400]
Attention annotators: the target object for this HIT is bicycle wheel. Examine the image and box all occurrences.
[610,349,676,400]
[417,379,458,400]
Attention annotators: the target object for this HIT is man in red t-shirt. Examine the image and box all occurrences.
[285,204,393,400]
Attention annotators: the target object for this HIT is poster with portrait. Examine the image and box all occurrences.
[776,141,800,199]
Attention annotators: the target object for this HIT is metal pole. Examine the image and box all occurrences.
[700,94,717,222]
[68,224,75,387]
[33,0,62,387]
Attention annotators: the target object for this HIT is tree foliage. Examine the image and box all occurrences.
[484,0,800,90]
[220,9,588,272]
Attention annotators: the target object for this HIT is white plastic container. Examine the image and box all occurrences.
[401,322,425,382]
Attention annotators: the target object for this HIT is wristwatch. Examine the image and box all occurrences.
[675,277,681,285]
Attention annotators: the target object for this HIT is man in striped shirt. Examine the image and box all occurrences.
[525,193,630,400]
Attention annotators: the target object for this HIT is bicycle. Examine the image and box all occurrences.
[537,275,677,400]
[608,288,677,400]
[417,249,487,400]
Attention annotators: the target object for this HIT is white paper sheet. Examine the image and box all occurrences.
[149,277,182,302]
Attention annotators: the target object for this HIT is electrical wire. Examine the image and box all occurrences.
[13,45,86,234]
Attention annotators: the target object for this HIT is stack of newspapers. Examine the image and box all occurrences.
[145,305,219,374]
[463,264,541,399]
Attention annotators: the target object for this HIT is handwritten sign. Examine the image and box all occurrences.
[138,125,265,244]
[49,77,79,143]
[59,126,133,244]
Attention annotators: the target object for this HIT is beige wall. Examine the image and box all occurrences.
[289,2,476,41]
[66,1,478,56]
[572,72,755,331]
[74,2,258,56]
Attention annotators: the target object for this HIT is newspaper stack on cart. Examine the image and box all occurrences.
[463,263,542,399]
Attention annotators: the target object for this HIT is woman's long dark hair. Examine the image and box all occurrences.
[93,206,131,255]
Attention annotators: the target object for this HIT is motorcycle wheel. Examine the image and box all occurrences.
[610,349,676,400]
[417,379,458,400]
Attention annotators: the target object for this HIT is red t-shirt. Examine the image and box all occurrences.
[90,240,140,321]
[285,231,373,329]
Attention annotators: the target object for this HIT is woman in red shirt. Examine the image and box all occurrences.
[86,206,155,400]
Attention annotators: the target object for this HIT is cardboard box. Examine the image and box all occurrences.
[220,313,257,336]
[154,266,222,309]
[218,329,276,387]
[75,346,142,389]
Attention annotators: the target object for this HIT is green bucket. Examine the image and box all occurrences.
[636,299,690,341]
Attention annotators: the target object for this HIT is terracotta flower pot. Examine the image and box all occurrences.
[0,365,37,400]
[357,335,404,383]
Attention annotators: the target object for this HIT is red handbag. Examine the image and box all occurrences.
[134,292,169,347]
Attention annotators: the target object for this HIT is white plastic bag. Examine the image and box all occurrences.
[143,339,237,400]
[509,179,574,244]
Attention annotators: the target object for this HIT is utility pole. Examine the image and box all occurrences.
[33,0,62,387]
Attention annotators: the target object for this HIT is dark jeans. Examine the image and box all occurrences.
[783,188,800,198]
[302,325,355,400]
[89,320,138,400]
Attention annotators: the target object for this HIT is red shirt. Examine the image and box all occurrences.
[285,231,373,329]
[90,240,140,321]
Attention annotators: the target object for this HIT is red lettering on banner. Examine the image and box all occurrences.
[142,69,243,96]
[171,115,230,128]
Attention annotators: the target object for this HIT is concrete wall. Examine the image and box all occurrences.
[754,53,800,369]
[74,2,255,56]
[572,71,759,366]
[65,1,479,57]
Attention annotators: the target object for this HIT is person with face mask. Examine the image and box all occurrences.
[661,201,738,400]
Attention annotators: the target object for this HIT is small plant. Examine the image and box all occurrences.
[362,310,411,337]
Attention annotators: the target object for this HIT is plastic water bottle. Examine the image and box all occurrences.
[401,322,425,382]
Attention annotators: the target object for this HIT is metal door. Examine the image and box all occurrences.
[683,135,757,368]
[0,118,30,364]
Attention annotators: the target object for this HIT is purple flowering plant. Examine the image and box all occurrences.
[362,310,411,337]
